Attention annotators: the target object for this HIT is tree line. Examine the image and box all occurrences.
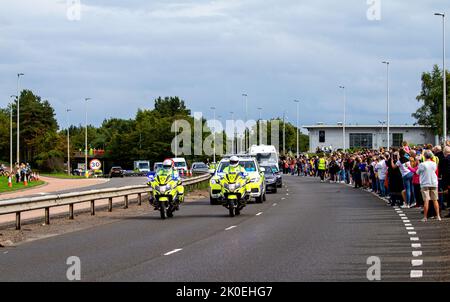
[0,93,309,171]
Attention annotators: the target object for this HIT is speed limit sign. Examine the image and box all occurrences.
[89,159,102,170]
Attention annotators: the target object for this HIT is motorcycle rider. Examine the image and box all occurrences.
[149,159,183,208]
[223,156,246,174]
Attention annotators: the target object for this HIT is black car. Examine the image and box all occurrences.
[263,167,278,193]
[262,165,282,188]
[109,166,124,178]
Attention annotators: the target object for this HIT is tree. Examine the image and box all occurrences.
[0,109,9,163]
[412,65,450,136]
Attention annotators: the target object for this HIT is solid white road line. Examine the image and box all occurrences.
[225,226,237,231]
[410,270,423,278]
[411,259,424,267]
[164,248,183,256]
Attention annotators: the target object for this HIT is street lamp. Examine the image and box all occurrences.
[435,13,447,142]
[294,100,300,158]
[382,61,390,149]
[230,111,235,154]
[211,107,216,163]
[16,73,24,165]
[9,95,16,174]
[66,108,72,175]
[84,98,91,178]
[242,93,248,151]
[339,86,347,151]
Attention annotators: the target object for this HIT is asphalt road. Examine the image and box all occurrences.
[0,175,446,281]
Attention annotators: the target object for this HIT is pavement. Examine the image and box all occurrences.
[0,176,148,226]
[0,175,448,281]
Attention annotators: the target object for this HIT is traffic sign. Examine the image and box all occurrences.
[89,159,101,170]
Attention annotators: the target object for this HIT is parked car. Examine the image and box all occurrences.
[109,166,124,178]
[191,162,209,174]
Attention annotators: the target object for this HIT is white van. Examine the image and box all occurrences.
[171,158,188,173]
[248,145,279,168]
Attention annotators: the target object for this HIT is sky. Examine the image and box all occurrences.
[0,0,449,132]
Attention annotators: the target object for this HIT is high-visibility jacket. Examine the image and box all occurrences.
[318,158,326,170]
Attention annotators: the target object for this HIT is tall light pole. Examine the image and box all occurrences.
[378,120,386,148]
[339,86,347,151]
[382,61,390,149]
[283,114,286,155]
[84,98,91,178]
[16,73,24,165]
[257,107,263,144]
[211,107,216,163]
[66,108,72,175]
[294,100,300,158]
[242,93,248,151]
[9,95,16,173]
[435,13,447,142]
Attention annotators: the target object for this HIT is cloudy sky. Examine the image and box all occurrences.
[0,0,448,131]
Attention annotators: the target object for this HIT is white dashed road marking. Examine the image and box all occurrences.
[225,226,237,231]
[412,243,422,248]
[256,212,263,216]
[410,270,423,278]
[412,251,423,257]
[164,248,183,256]
[412,259,423,267]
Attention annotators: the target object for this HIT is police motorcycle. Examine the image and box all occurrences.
[147,160,185,219]
[219,156,251,217]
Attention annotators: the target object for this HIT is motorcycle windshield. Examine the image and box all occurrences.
[226,173,238,183]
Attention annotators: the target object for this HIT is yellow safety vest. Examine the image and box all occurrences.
[318,158,326,170]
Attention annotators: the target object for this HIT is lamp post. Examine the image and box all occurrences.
[66,108,72,175]
[84,98,91,178]
[339,86,347,151]
[294,100,300,158]
[9,95,16,173]
[16,73,24,165]
[283,111,287,155]
[211,107,216,163]
[435,13,447,142]
[382,61,390,149]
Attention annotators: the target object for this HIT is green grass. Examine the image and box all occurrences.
[0,177,46,193]
[39,173,85,179]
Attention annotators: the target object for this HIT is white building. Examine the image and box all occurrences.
[303,124,436,152]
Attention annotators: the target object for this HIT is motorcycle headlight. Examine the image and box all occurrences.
[211,179,216,185]
[158,185,167,193]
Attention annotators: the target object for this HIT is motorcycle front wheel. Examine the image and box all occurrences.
[159,203,166,219]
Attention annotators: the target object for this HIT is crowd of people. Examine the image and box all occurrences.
[280,141,450,222]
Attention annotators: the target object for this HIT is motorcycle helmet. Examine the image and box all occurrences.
[229,156,239,167]
[162,159,173,170]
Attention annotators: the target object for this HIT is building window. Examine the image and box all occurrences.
[349,133,373,149]
[319,131,326,143]
[392,133,403,147]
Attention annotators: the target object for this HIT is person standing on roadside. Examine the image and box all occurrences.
[318,154,327,182]
[417,150,441,222]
